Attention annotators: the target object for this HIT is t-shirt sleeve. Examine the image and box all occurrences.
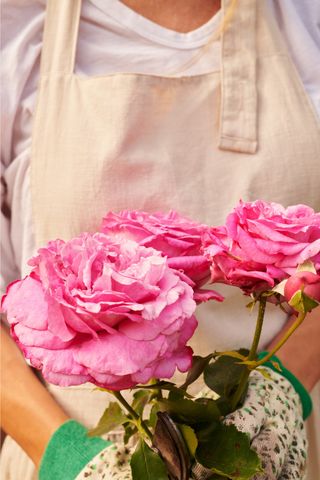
[1,0,45,295]
[269,0,320,118]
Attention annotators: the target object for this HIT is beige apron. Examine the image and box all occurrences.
[1,0,320,478]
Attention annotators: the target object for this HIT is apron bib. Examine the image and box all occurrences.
[31,0,320,246]
[2,0,319,478]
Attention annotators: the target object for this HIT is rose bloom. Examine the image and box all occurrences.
[203,200,320,294]
[284,271,320,304]
[101,210,224,303]
[101,210,212,285]
[2,234,198,390]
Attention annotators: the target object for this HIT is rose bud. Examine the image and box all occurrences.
[284,271,320,307]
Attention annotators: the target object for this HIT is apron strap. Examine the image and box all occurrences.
[40,0,82,76]
[219,0,258,154]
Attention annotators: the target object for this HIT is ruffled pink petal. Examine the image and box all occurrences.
[276,239,320,267]
[152,347,193,378]
[2,277,48,330]
[13,323,72,349]
[75,333,165,376]
[193,289,224,303]
[4,231,200,389]
[46,295,75,341]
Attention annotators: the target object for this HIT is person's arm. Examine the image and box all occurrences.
[0,324,69,467]
[1,324,113,480]
[267,306,320,392]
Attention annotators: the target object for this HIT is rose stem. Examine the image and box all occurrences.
[254,311,306,367]
[230,296,267,411]
[112,391,153,442]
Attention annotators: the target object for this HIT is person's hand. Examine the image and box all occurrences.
[74,367,308,480]
[191,368,308,480]
[75,442,133,480]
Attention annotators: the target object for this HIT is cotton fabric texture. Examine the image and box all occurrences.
[1,0,320,478]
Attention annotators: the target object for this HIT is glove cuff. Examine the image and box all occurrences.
[39,419,112,480]
[257,351,313,420]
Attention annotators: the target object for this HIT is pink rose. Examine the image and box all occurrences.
[2,233,197,389]
[203,200,320,294]
[101,210,223,302]
[284,271,320,304]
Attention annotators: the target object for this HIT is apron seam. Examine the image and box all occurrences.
[220,133,257,142]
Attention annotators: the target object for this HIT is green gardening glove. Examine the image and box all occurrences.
[192,367,309,480]
[39,420,112,480]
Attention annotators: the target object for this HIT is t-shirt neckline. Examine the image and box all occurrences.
[89,0,222,49]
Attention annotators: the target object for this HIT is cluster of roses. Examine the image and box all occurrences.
[2,201,320,390]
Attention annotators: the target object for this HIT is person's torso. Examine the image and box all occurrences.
[1,2,320,479]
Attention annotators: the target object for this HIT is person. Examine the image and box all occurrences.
[1,0,320,478]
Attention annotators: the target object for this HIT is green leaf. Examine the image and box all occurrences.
[302,291,319,312]
[133,381,175,390]
[168,386,187,402]
[288,289,303,311]
[297,260,317,274]
[215,396,232,417]
[178,424,198,457]
[216,351,247,361]
[194,420,220,444]
[204,350,249,406]
[180,354,213,390]
[92,387,114,393]
[130,440,168,480]
[270,361,282,372]
[261,290,278,298]
[289,290,319,313]
[132,389,151,417]
[210,476,229,480]
[148,402,161,429]
[159,397,221,425]
[195,423,262,480]
[245,300,256,312]
[256,367,273,381]
[133,381,193,398]
[123,422,138,445]
[87,402,127,437]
